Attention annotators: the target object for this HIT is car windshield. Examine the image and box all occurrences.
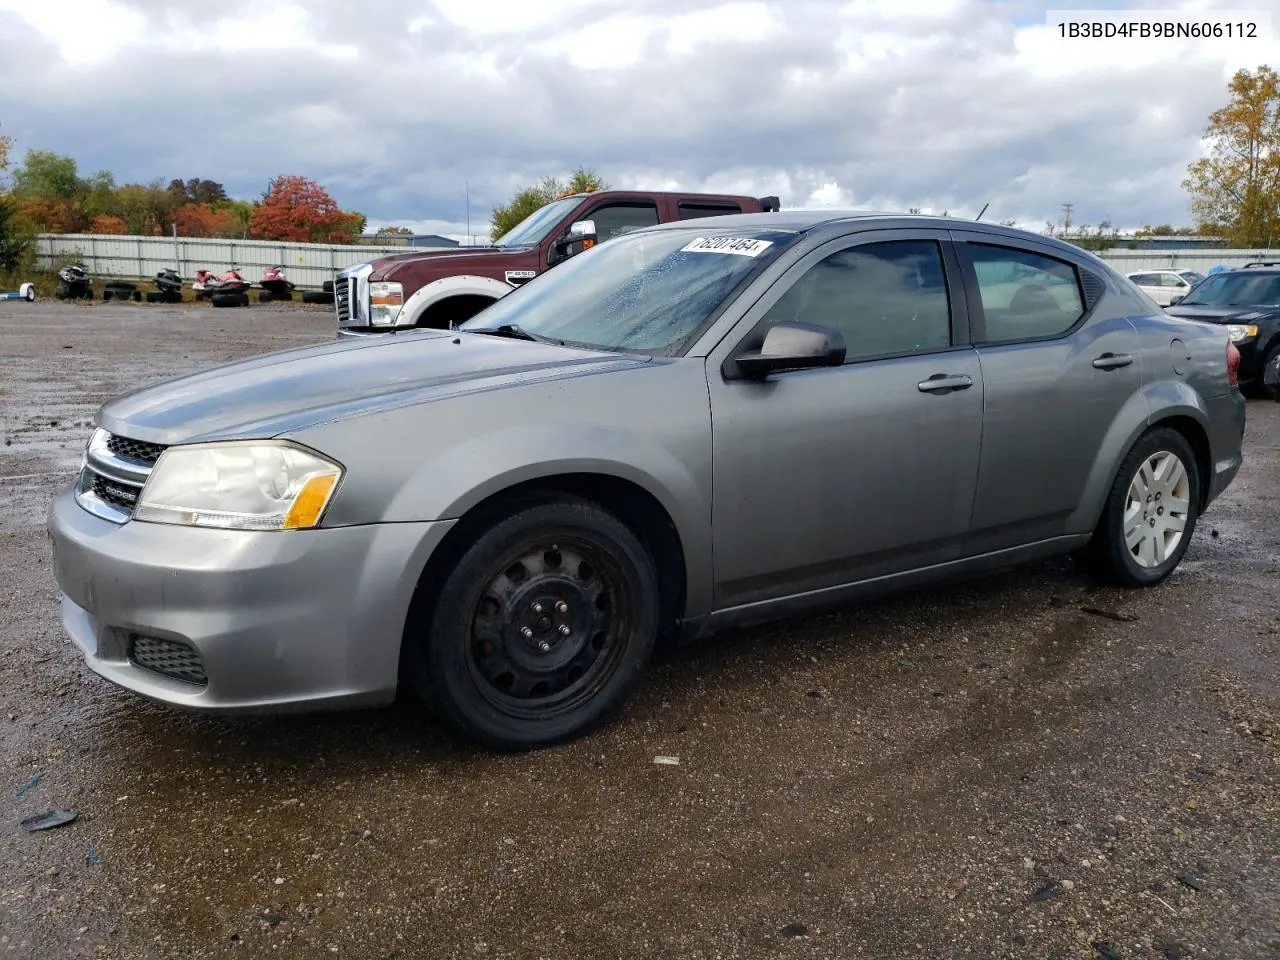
[492,196,583,248]
[1178,271,1280,307]
[460,228,799,354]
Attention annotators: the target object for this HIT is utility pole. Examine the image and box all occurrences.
[1061,202,1074,234]
[465,180,471,246]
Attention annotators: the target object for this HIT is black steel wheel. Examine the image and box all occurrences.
[409,497,661,749]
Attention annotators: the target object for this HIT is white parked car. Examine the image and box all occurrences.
[1126,269,1206,306]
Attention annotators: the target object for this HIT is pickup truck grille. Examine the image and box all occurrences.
[335,276,352,323]
[74,429,167,524]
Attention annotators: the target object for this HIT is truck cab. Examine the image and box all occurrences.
[334,190,781,338]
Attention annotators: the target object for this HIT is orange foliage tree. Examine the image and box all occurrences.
[172,202,241,238]
[88,214,127,234]
[1183,64,1280,246]
[248,175,365,244]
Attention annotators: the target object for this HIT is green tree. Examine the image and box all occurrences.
[1183,64,1280,246]
[1062,219,1120,252]
[376,225,413,235]
[489,166,609,240]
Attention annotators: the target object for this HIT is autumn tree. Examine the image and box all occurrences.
[1183,65,1280,247]
[248,175,365,244]
[489,166,609,240]
[87,214,127,234]
[0,125,31,270]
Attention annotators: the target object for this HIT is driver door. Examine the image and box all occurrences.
[705,230,984,611]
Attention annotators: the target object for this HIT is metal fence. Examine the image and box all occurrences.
[32,234,455,290]
[33,233,1280,289]
[1096,249,1277,272]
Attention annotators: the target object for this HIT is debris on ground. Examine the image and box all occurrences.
[20,810,78,832]
[13,770,41,797]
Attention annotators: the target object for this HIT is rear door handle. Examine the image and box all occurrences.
[1093,352,1133,370]
[917,374,974,393]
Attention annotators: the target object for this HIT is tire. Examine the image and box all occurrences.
[56,281,70,300]
[1255,341,1280,400]
[101,290,113,301]
[1075,426,1201,587]
[301,290,333,305]
[132,290,142,302]
[240,292,250,307]
[210,292,242,308]
[407,496,661,750]
[145,291,160,303]
[258,290,273,303]
[322,280,334,293]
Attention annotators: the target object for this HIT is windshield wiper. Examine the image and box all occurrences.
[466,324,564,345]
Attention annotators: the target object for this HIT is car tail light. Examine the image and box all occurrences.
[1226,340,1240,386]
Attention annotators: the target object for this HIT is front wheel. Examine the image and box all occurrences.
[1076,426,1201,587]
[408,497,661,750]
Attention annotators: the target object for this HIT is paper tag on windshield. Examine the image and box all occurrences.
[680,236,773,257]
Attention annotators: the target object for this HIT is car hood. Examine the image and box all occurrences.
[366,246,525,278]
[97,331,648,446]
[1164,303,1276,323]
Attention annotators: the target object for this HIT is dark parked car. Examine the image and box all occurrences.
[1165,262,1280,397]
[46,212,1245,750]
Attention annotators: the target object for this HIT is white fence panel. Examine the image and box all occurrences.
[34,234,1280,290]
[34,234,442,289]
[1097,249,1277,272]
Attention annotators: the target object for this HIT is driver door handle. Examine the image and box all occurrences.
[917,374,974,393]
[1093,352,1133,370]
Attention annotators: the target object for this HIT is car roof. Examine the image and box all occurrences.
[637,209,1108,261]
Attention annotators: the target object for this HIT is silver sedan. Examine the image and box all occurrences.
[46,212,1246,749]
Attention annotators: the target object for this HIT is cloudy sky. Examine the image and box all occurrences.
[0,0,1276,240]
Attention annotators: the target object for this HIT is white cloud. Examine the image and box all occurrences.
[0,0,1277,234]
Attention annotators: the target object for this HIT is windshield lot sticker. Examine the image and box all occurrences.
[680,237,774,257]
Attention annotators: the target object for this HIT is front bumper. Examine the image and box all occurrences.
[45,484,454,713]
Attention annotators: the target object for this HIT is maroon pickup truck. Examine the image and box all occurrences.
[333,189,780,338]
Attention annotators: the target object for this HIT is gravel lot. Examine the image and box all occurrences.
[1,300,1277,960]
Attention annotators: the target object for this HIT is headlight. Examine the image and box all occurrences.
[1226,324,1258,343]
[369,282,403,327]
[134,441,343,531]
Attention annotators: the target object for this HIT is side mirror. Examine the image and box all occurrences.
[552,220,598,262]
[732,322,846,380]
[1169,295,1183,305]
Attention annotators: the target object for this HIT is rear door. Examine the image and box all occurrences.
[949,231,1142,552]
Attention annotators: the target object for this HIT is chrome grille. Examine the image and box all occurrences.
[91,474,139,511]
[128,635,207,686]
[335,276,351,323]
[74,428,166,524]
[106,434,164,466]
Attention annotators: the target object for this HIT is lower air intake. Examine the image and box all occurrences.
[128,634,208,686]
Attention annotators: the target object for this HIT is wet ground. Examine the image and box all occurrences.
[1,300,1277,960]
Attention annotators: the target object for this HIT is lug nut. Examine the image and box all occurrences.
[559,624,571,636]
[532,602,543,614]
[521,627,533,639]
[555,600,568,614]
[537,640,551,653]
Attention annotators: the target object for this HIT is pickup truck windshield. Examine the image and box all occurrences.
[460,228,798,354]
[492,197,584,248]
[1179,271,1280,307]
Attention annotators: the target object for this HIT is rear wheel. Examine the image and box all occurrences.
[407,497,661,750]
[1075,426,1201,586]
